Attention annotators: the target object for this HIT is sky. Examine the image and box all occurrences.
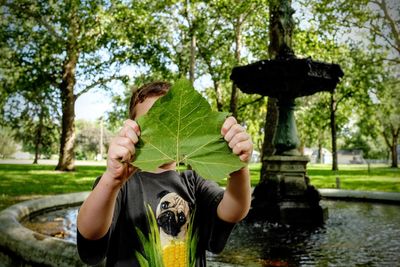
[75,89,112,121]
[74,69,213,121]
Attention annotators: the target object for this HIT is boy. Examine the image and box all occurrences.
[77,81,253,266]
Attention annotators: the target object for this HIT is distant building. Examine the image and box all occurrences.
[337,149,365,164]
[397,145,400,161]
[11,144,32,160]
[303,147,332,164]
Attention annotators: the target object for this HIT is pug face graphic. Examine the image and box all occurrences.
[156,191,190,246]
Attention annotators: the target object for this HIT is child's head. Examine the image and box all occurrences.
[129,81,170,119]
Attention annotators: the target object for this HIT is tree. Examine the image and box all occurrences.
[4,90,60,163]
[377,78,400,167]
[0,10,60,163]
[1,0,172,170]
[306,0,399,169]
[75,119,112,160]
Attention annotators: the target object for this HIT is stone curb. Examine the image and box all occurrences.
[0,189,399,266]
[0,192,90,266]
[319,189,400,203]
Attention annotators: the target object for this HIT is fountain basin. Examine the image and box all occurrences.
[1,190,399,266]
[0,192,89,267]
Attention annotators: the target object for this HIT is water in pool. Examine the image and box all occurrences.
[23,200,400,266]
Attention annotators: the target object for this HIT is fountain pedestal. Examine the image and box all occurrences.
[231,57,343,225]
[250,155,327,224]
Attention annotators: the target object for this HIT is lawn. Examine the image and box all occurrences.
[0,163,399,211]
[247,163,400,192]
[0,164,105,210]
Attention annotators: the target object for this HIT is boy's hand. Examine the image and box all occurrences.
[104,119,140,185]
[221,116,253,163]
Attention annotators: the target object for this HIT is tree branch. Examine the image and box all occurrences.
[238,96,265,111]
[382,130,392,149]
[375,0,400,53]
[357,23,399,54]
[336,91,353,107]
[74,75,127,100]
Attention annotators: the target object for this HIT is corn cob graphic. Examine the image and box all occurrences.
[162,240,187,267]
[135,204,198,267]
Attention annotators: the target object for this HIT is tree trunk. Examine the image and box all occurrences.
[317,141,323,164]
[185,0,196,84]
[390,128,399,168]
[213,80,223,112]
[330,92,338,171]
[56,4,79,171]
[260,0,294,177]
[230,15,243,119]
[189,34,196,83]
[260,97,278,179]
[56,52,78,171]
[33,110,44,164]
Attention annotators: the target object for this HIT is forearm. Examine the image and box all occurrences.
[77,172,122,240]
[217,167,251,223]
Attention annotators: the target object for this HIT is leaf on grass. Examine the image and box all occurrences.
[134,78,245,180]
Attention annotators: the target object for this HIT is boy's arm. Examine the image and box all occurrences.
[217,117,252,223]
[77,120,140,240]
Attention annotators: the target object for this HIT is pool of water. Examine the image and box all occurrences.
[23,200,400,266]
[209,200,400,266]
[22,206,78,243]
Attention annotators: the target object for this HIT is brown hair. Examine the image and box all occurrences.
[129,81,171,119]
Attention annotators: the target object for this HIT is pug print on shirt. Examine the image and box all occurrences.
[156,191,190,247]
[134,191,198,267]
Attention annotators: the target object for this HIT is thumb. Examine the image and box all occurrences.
[126,164,138,177]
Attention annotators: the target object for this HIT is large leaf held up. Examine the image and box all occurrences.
[134,79,245,180]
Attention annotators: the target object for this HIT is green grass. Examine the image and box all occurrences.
[0,163,399,211]
[0,164,105,210]
[246,163,400,192]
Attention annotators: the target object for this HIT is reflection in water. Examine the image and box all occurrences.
[23,200,400,266]
[22,207,78,242]
[209,200,400,266]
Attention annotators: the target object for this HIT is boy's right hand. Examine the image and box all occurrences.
[104,119,140,186]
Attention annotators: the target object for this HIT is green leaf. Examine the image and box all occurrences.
[134,78,245,180]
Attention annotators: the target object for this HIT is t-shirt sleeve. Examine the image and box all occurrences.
[192,172,236,254]
[76,176,123,265]
[77,227,109,265]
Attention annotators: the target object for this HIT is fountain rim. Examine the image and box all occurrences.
[0,192,90,267]
[0,190,399,266]
[319,189,400,204]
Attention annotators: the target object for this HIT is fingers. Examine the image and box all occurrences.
[222,116,253,163]
[109,119,141,164]
[221,116,237,136]
[119,119,140,144]
[223,121,245,143]
[104,119,141,183]
[108,142,133,163]
[228,132,249,149]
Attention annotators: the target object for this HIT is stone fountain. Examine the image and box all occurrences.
[230,0,344,225]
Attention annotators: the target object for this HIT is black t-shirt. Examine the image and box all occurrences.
[77,170,235,266]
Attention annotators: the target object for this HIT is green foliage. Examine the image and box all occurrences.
[134,204,164,267]
[3,89,60,159]
[0,127,17,158]
[75,119,112,160]
[134,79,245,180]
[187,209,198,267]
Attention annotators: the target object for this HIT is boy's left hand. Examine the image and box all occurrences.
[221,116,253,163]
